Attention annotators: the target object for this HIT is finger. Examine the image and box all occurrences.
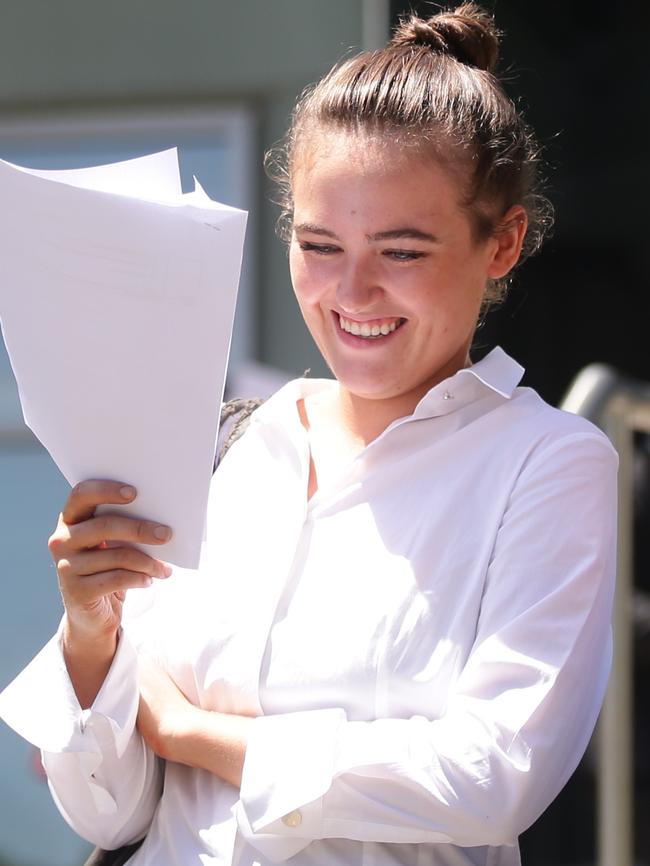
[60,548,172,581]
[62,480,137,526]
[67,514,172,551]
[65,569,155,605]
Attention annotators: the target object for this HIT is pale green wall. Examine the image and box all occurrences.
[0,0,364,376]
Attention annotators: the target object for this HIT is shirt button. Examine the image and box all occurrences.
[281,809,303,828]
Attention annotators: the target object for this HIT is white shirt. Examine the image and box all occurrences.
[0,347,618,866]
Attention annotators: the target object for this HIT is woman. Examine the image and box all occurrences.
[0,5,617,866]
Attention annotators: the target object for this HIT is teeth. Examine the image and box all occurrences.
[339,316,401,339]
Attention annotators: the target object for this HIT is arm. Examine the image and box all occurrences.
[0,480,172,848]
[136,654,252,789]
[41,627,164,848]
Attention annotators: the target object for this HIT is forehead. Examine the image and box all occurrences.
[295,128,430,179]
[291,129,465,221]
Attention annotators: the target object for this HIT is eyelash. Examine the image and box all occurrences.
[385,250,426,262]
[298,241,340,255]
[297,241,426,262]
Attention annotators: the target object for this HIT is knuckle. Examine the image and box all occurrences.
[66,482,88,509]
[48,525,69,555]
[56,557,72,578]
[47,532,60,553]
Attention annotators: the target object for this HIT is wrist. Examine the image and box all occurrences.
[63,615,118,657]
[61,618,119,709]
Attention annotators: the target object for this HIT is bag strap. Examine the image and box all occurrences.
[84,840,143,866]
[214,397,264,472]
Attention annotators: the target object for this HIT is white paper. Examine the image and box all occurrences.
[0,150,247,568]
[4,147,183,200]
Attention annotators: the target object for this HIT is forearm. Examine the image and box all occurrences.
[1,622,161,848]
[146,702,252,789]
[62,616,118,709]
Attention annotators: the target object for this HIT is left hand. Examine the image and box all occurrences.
[137,656,253,789]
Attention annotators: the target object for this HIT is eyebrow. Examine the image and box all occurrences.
[370,228,439,243]
[293,223,439,244]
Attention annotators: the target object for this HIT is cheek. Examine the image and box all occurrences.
[290,252,330,307]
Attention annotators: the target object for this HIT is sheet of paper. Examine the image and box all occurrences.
[3,147,183,200]
[0,151,247,568]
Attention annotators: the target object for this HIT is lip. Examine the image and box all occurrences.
[335,312,404,325]
[331,310,406,348]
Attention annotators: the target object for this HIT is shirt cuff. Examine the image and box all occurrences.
[0,621,139,758]
[236,708,345,858]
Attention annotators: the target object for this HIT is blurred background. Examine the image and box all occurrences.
[0,1,647,864]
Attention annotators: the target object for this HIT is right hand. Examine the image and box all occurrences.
[48,480,173,644]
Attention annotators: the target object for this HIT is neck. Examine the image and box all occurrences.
[335,388,420,446]
[332,353,473,446]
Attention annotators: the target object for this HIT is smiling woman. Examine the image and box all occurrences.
[0,5,616,866]
[289,140,525,419]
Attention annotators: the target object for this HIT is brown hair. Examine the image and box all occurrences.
[267,3,553,308]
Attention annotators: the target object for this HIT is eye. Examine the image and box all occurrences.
[298,241,342,255]
[383,249,427,262]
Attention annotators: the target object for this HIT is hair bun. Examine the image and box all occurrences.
[391,3,500,73]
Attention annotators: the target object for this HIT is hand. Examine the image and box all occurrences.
[48,480,173,707]
[137,656,253,789]
[49,480,172,642]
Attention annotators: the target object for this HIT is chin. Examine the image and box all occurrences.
[335,375,408,403]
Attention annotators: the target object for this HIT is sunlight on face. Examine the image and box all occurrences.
[289,131,516,408]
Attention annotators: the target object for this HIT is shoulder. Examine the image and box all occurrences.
[495,388,619,499]
[499,385,617,459]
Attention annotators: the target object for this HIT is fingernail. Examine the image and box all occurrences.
[153,525,171,541]
[162,564,173,578]
[120,485,136,500]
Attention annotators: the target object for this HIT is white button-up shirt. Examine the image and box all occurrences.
[0,348,618,866]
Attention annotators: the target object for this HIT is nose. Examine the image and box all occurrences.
[336,254,383,315]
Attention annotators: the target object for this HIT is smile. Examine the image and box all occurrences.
[338,315,405,339]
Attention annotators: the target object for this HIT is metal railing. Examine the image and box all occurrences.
[562,364,650,866]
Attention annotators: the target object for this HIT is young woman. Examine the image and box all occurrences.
[0,5,617,866]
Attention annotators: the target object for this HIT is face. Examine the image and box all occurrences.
[289,131,525,409]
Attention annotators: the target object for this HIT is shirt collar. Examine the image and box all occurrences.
[254,346,524,426]
[460,345,525,399]
[411,346,525,419]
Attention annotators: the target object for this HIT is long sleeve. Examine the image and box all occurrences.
[0,621,162,848]
[236,432,617,862]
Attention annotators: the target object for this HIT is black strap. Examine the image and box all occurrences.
[83,840,143,866]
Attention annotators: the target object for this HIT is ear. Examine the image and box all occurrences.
[487,205,528,280]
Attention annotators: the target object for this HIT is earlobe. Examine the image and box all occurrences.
[487,205,528,280]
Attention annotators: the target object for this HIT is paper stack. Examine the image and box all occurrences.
[0,149,247,568]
